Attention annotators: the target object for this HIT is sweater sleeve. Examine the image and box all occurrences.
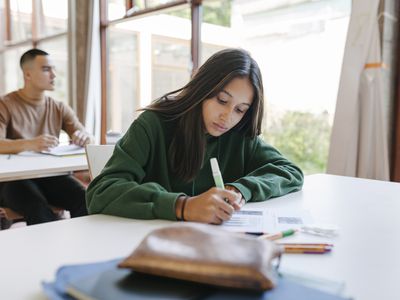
[227,137,304,202]
[86,117,182,220]
[60,102,85,136]
[0,100,9,139]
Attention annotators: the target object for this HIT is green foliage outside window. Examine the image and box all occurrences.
[263,111,332,175]
[168,0,231,27]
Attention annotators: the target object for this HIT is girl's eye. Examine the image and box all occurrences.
[217,97,227,104]
[235,108,245,114]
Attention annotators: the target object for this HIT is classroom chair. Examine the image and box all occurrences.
[85,144,115,180]
[0,205,65,230]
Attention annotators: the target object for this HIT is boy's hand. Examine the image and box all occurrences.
[29,134,59,152]
[71,130,93,146]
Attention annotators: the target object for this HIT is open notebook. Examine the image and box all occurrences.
[42,144,85,156]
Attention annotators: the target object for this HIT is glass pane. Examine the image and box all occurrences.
[106,5,191,134]
[152,36,190,100]
[107,25,138,133]
[201,0,351,175]
[108,0,186,20]
[202,0,231,27]
[144,0,180,9]
[10,0,32,42]
[39,0,68,37]
[2,45,31,94]
[108,0,126,21]
[38,36,69,104]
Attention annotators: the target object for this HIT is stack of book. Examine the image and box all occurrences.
[42,258,349,300]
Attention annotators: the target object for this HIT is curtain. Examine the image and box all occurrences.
[327,0,390,180]
[72,0,101,143]
[74,0,91,123]
[83,0,101,143]
[391,6,400,181]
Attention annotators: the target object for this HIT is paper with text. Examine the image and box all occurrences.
[220,208,313,234]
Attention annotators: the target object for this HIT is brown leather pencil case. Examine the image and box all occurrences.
[118,223,282,291]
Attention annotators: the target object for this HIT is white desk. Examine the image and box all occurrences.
[0,152,88,182]
[0,174,399,300]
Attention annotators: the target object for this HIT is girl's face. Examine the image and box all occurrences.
[202,77,254,137]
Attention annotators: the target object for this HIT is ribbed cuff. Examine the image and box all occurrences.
[227,183,252,202]
[153,192,184,220]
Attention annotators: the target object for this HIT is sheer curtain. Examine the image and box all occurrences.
[83,0,101,143]
[390,3,400,181]
[72,0,101,143]
[327,0,390,180]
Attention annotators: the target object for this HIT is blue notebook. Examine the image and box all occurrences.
[43,259,350,300]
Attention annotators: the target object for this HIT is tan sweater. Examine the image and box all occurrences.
[0,90,84,140]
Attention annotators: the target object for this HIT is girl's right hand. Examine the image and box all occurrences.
[184,187,242,224]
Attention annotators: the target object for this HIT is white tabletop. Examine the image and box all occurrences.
[0,174,399,300]
[0,152,88,182]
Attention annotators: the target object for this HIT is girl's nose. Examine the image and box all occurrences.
[220,107,233,122]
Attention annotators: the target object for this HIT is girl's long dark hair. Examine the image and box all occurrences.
[145,48,264,182]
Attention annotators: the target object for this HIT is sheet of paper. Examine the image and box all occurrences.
[220,207,313,234]
[220,208,268,233]
[272,208,313,231]
[42,144,85,156]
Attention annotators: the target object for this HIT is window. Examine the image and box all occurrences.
[38,36,68,103]
[9,0,33,43]
[152,35,190,100]
[105,3,191,133]
[3,45,30,92]
[201,0,351,174]
[107,23,138,133]
[39,0,68,37]
[0,0,69,104]
[100,0,351,174]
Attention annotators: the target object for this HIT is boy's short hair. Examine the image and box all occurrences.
[20,49,49,69]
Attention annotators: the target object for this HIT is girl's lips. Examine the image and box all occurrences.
[213,122,227,132]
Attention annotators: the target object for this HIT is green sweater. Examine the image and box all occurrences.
[86,111,304,220]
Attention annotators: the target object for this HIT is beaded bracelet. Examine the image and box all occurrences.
[180,196,189,221]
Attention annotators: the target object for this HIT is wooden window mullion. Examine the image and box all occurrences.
[5,0,12,41]
[32,0,40,46]
[191,0,202,75]
[100,0,108,144]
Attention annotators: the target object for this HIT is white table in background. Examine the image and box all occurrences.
[0,174,399,300]
[0,152,87,182]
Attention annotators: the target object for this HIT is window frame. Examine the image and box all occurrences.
[99,0,202,143]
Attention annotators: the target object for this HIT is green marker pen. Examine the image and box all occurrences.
[258,229,298,241]
[210,157,225,189]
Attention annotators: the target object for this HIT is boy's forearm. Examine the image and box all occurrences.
[0,139,31,154]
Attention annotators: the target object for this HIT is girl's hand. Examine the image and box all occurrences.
[225,185,245,208]
[184,187,241,224]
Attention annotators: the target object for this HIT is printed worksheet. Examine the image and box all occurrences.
[220,208,270,233]
[220,207,313,234]
[273,208,313,231]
